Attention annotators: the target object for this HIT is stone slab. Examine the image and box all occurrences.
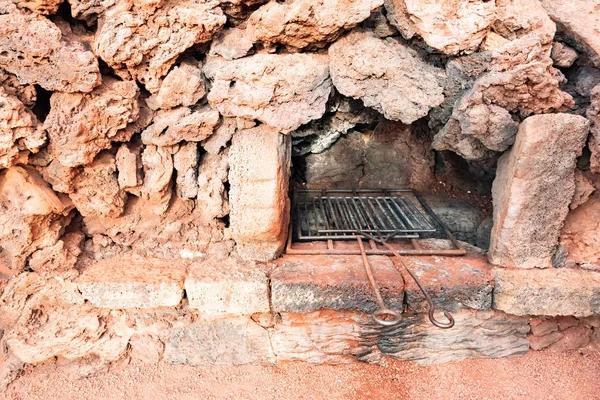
[164,317,275,365]
[271,309,529,365]
[185,259,270,316]
[78,255,187,308]
[493,267,600,317]
[271,255,404,313]
[400,254,493,313]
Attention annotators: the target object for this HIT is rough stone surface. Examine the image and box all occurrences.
[205,53,332,133]
[271,309,529,365]
[28,232,84,276]
[529,331,563,350]
[329,30,445,124]
[0,68,36,108]
[94,0,226,92]
[0,86,46,169]
[146,60,206,110]
[116,142,143,192]
[401,254,493,313]
[209,27,254,61]
[196,150,229,221]
[488,114,590,269]
[164,317,275,365]
[202,117,235,155]
[560,192,600,270]
[247,0,383,50]
[589,85,600,174]
[303,122,435,190]
[82,196,222,261]
[433,0,574,160]
[424,195,482,243]
[185,258,269,315]
[272,255,405,313]
[493,267,600,317]
[70,152,127,218]
[540,0,600,67]
[551,42,578,68]
[0,166,73,273]
[140,145,174,215]
[0,1,100,92]
[530,317,559,337]
[12,0,63,14]
[77,255,187,308]
[229,126,290,261]
[129,334,164,364]
[549,325,593,352]
[45,78,140,168]
[173,142,199,200]
[141,106,220,147]
[571,170,595,210]
[383,0,496,55]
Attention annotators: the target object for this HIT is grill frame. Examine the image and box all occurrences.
[286,189,466,256]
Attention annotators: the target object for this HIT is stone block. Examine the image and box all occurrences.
[271,255,404,313]
[549,325,592,351]
[423,195,482,244]
[229,126,291,261]
[402,254,493,313]
[164,317,275,365]
[78,255,187,308]
[529,331,563,351]
[489,114,590,268]
[185,259,270,316]
[530,317,558,337]
[493,267,600,317]
[272,309,529,365]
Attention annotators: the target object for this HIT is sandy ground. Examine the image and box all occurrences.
[3,349,600,400]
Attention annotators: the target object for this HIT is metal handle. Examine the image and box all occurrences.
[356,237,403,327]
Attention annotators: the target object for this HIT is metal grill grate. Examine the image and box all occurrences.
[293,189,437,241]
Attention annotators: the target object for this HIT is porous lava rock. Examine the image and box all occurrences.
[328,30,445,124]
[246,0,383,51]
[141,106,220,147]
[205,53,332,133]
[0,0,100,92]
[146,60,206,110]
[45,78,140,168]
[588,85,600,174]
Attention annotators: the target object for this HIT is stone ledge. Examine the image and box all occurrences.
[163,316,275,365]
[77,255,187,308]
[271,255,404,313]
[493,267,600,317]
[402,254,493,312]
[268,309,529,365]
[185,258,270,316]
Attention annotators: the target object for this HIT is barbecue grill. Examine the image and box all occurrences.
[287,189,466,329]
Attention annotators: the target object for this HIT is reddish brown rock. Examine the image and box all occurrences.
[271,255,405,313]
[588,85,600,174]
[560,193,600,269]
[146,60,206,110]
[0,1,100,92]
[28,232,84,276]
[540,0,600,67]
[197,150,229,221]
[70,152,127,218]
[433,0,574,160]
[37,158,78,194]
[78,255,188,308]
[94,0,226,93]
[0,69,36,107]
[529,331,563,350]
[571,170,595,210]
[173,142,199,200]
[229,126,290,261]
[0,86,46,169]
[12,0,63,14]
[129,334,164,364]
[549,325,592,352]
[141,106,220,147]
[489,114,589,269]
[383,0,496,55]
[201,117,236,155]
[45,78,140,167]
[0,166,73,273]
[551,42,578,68]
[116,142,143,193]
[530,317,559,337]
[205,53,332,133]
[209,27,254,61]
[328,31,445,124]
[141,145,174,215]
[246,0,383,50]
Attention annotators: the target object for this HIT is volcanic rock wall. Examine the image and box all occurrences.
[1,0,600,389]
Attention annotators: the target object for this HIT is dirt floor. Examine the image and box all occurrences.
[3,349,600,400]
